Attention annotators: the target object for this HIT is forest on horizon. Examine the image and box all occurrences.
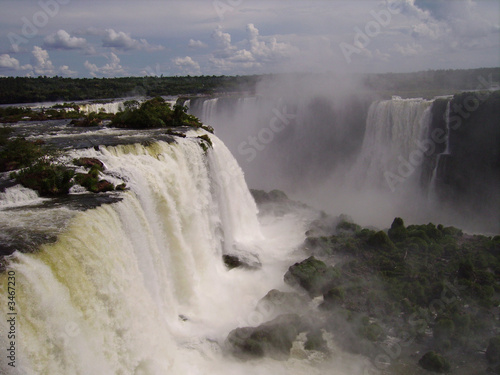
[0,67,498,105]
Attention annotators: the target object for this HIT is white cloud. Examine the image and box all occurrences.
[84,53,126,77]
[172,56,200,75]
[32,46,56,76]
[58,65,78,77]
[188,39,207,49]
[212,26,233,54]
[102,29,164,51]
[394,42,423,57]
[0,54,22,70]
[44,30,88,50]
[209,24,298,72]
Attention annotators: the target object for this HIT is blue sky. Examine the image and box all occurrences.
[0,0,498,77]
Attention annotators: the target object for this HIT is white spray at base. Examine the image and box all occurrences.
[0,132,367,375]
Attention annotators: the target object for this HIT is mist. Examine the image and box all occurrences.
[189,71,499,234]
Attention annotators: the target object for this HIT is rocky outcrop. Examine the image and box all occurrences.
[284,256,340,297]
[226,314,305,360]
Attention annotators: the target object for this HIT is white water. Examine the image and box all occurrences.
[0,132,367,374]
[0,185,45,208]
[293,97,436,229]
[348,97,433,189]
[428,100,451,200]
[78,101,125,114]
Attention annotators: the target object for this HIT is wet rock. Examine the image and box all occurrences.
[257,289,310,318]
[226,314,305,360]
[73,157,104,171]
[223,254,260,270]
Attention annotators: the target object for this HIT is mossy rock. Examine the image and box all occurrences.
[73,157,104,171]
[418,351,450,372]
[116,183,127,191]
[75,172,114,193]
[226,314,304,360]
[284,256,340,297]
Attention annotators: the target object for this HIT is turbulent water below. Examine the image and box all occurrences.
[0,123,370,374]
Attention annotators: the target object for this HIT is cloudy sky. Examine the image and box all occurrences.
[0,0,498,78]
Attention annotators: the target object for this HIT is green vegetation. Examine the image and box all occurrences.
[0,68,497,105]
[0,137,45,172]
[11,159,74,196]
[418,351,451,373]
[290,215,500,372]
[197,134,213,152]
[284,256,340,297]
[0,75,261,104]
[70,111,113,127]
[111,97,201,128]
[0,105,82,123]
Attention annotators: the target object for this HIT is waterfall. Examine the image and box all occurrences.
[0,131,335,375]
[442,100,451,155]
[349,97,433,189]
[0,134,287,375]
[428,100,451,199]
[201,99,219,126]
[79,101,125,114]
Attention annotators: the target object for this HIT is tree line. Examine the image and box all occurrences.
[0,68,498,104]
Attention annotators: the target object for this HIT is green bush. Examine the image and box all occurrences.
[366,231,396,251]
[111,97,202,129]
[0,137,45,172]
[12,160,74,196]
[388,217,407,242]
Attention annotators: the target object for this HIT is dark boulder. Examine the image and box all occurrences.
[226,314,304,360]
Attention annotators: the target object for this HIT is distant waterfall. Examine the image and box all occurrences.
[349,97,433,190]
[428,100,451,198]
[79,101,125,114]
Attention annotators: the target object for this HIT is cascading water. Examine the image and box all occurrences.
[201,98,219,126]
[428,99,451,199]
[78,101,125,114]
[1,131,361,375]
[348,97,433,190]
